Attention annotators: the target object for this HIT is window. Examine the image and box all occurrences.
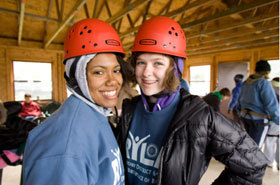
[189,65,211,96]
[268,60,280,80]
[13,61,52,101]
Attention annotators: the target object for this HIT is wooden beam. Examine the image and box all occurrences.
[186,12,279,39]
[189,30,279,51]
[188,25,279,47]
[119,0,213,38]
[44,0,87,48]
[84,3,90,18]
[60,0,65,20]
[181,0,278,29]
[55,0,61,20]
[0,7,68,23]
[188,36,278,55]
[164,0,214,18]
[92,0,99,18]
[104,0,112,17]
[142,1,152,23]
[43,0,53,43]
[96,0,106,18]
[18,0,26,46]
[188,40,278,56]
[106,0,151,24]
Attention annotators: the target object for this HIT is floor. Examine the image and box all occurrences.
[0,159,279,185]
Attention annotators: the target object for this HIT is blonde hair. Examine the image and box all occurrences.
[0,100,7,124]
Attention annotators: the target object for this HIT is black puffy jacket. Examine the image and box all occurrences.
[116,89,267,185]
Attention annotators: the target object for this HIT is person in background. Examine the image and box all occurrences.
[0,100,37,168]
[228,74,245,129]
[228,74,244,113]
[116,16,267,185]
[203,87,231,111]
[19,93,41,121]
[237,60,279,148]
[23,18,127,185]
[263,77,279,169]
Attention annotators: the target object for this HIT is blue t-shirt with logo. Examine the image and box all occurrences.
[126,92,180,185]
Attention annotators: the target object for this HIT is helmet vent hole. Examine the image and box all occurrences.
[171,27,175,30]
[168,31,172,35]
[84,26,87,29]
[88,30,92,33]
[163,44,167,48]
[169,42,171,44]
[94,43,98,47]
[66,50,68,54]
[82,45,85,49]
[175,32,178,36]
[173,46,176,49]
[80,31,83,35]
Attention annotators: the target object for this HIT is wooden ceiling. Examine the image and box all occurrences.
[0,0,278,56]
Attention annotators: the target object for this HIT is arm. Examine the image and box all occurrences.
[228,87,239,111]
[23,156,90,185]
[259,80,279,124]
[208,110,267,185]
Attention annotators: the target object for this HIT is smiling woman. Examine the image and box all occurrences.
[22,19,126,185]
[86,53,123,108]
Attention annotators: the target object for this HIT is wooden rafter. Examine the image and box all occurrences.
[189,30,279,51]
[188,38,278,56]
[188,25,279,47]
[96,0,106,19]
[60,0,65,20]
[84,3,90,18]
[181,0,278,30]
[104,0,112,17]
[142,1,152,23]
[92,0,99,18]
[18,0,26,46]
[120,0,213,39]
[43,0,53,43]
[44,0,87,48]
[0,7,69,23]
[187,11,279,39]
[106,0,151,24]
[55,0,61,20]
[158,0,172,16]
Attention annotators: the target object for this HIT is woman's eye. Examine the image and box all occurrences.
[155,62,163,66]
[114,69,121,73]
[136,61,145,65]
[93,71,103,75]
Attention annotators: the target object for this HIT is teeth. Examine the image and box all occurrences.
[103,90,116,96]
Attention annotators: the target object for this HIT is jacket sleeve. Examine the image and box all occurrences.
[259,80,279,124]
[207,110,267,185]
[23,155,90,185]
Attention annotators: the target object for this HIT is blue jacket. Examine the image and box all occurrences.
[228,81,243,111]
[23,95,124,185]
[237,74,279,124]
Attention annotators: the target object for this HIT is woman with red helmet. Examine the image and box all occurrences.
[23,19,126,185]
[116,17,267,185]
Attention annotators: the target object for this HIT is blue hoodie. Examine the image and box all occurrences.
[23,95,125,185]
[228,81,243,111]
[237,74,279,124]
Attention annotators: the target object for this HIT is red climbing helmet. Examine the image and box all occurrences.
[64,18,125,62]
[132,16,186,58]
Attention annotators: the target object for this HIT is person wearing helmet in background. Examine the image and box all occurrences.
[115,17,267,185]
[23,19,126,185]
[237,60,279,148]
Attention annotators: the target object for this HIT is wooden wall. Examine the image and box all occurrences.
[183,44,279,91]
[0,44,278,102]
[0,45,66,102]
